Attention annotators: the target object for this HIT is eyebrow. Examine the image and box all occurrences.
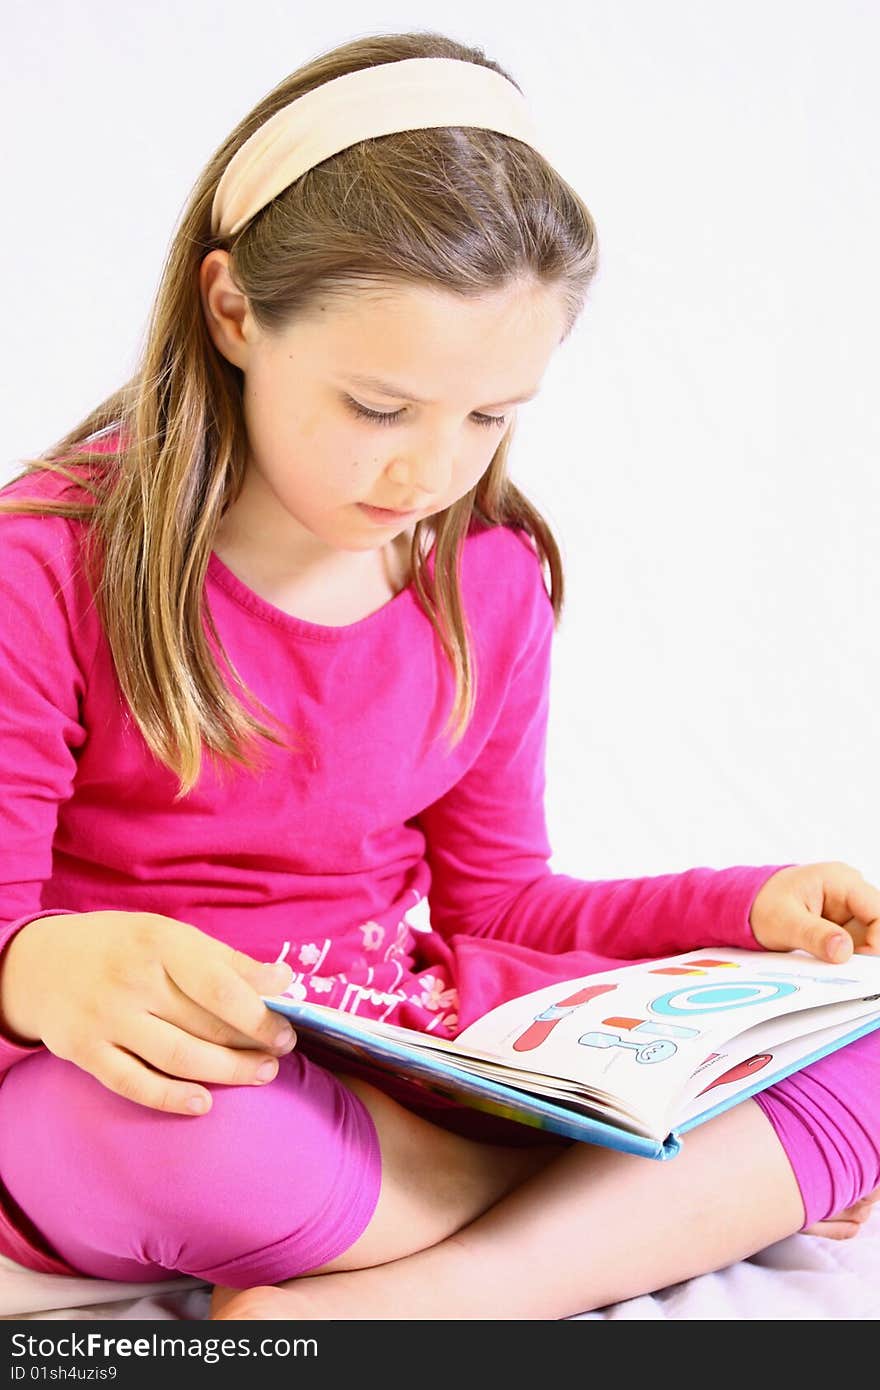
[341,373,541,408]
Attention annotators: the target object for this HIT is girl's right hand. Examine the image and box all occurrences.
[3,910,297,1116]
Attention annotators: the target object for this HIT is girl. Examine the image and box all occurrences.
[0,31,877,1324]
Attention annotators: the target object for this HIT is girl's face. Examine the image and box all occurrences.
[200,250,569,571]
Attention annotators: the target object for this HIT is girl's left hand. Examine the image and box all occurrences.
[749,861,880,962]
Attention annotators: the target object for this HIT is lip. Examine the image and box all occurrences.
[357,503,419,523]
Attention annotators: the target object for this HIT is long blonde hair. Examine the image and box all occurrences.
[0,30,599,801]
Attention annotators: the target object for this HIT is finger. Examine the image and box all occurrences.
[118,1013,290,1097]
[834,916,880,956]
[167,942,298,1055]
[90,1017,291,1123]
[805,866,880,950]
[160,961,297,1056]
[785,907,855,964]
[838,875,880,944]
[87,1039,283,1118]
[803,863,875,922]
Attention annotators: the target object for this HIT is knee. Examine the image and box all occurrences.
[0,1048,380,1279]
[1,1051,254,1241]
[757,1027,880,1225]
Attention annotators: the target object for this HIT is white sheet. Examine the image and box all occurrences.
[3,1209,879,1320]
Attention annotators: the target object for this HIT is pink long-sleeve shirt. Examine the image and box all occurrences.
[0,435,787,1273]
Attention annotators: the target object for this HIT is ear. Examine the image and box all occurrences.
[199,249,258,369]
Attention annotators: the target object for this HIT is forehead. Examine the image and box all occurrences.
[322,277,566,330]
[296,278,568,399]
[341,371,542,407]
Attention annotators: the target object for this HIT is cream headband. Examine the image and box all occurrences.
[211,56,555,239]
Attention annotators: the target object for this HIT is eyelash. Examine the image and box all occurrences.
[346,398,509,430]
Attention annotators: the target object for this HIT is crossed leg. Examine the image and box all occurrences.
[210,1094,807,1320]
[212,1027,880,1320]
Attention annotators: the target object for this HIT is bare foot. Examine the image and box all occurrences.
[802,1188,880,1240]
[210,1274,369,1321]
[210,1283,300,1321]
[209,1284,246,1319]
[209,1185,880,1321]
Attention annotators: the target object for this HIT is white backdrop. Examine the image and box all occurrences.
[3,0,877,891]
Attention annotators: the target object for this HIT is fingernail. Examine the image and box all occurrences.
[256,1060,278,1082]
[274,1027,295,1049]
[828,933,850,960]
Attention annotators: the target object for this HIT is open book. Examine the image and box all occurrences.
[261,947,880,1160]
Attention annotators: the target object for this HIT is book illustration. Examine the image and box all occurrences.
[511,983,617,1051]
[509,964,804,1072]
[696,1053,774,1094]
[575,1014,705,1066]
[647,959,740,975]
[649,978,797,1016]
[577,1031,678,1064]
[601,1017,702,1038]
[760,969,869,988]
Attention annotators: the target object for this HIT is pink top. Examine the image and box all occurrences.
[0,432,787,1273]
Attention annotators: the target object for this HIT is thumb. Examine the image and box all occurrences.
[790,909,854,964]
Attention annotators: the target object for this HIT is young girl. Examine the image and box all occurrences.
[0,31,877,1324]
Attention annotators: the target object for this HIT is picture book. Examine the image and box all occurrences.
[261,947,880,1161]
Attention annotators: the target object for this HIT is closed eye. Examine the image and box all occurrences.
[345,398,509,430]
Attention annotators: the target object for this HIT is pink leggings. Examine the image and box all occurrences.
[0,1029,878,1289]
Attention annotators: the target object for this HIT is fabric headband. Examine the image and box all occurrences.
[211,56,554,239]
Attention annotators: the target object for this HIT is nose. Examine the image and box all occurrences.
[388,427,459,503]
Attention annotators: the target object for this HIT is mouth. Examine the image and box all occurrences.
[357,503,419,523]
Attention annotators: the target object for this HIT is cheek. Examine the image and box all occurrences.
[309,425,390,504]
[242,386,306,471]
[459,446,497,492]
[280,410,359,485]
[338,426,389,485]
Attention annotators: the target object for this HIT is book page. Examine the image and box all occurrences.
[452,947,880,1137]
[264,948,880,1143]
[676,993,880,1115]
[675,1003,880,1129]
